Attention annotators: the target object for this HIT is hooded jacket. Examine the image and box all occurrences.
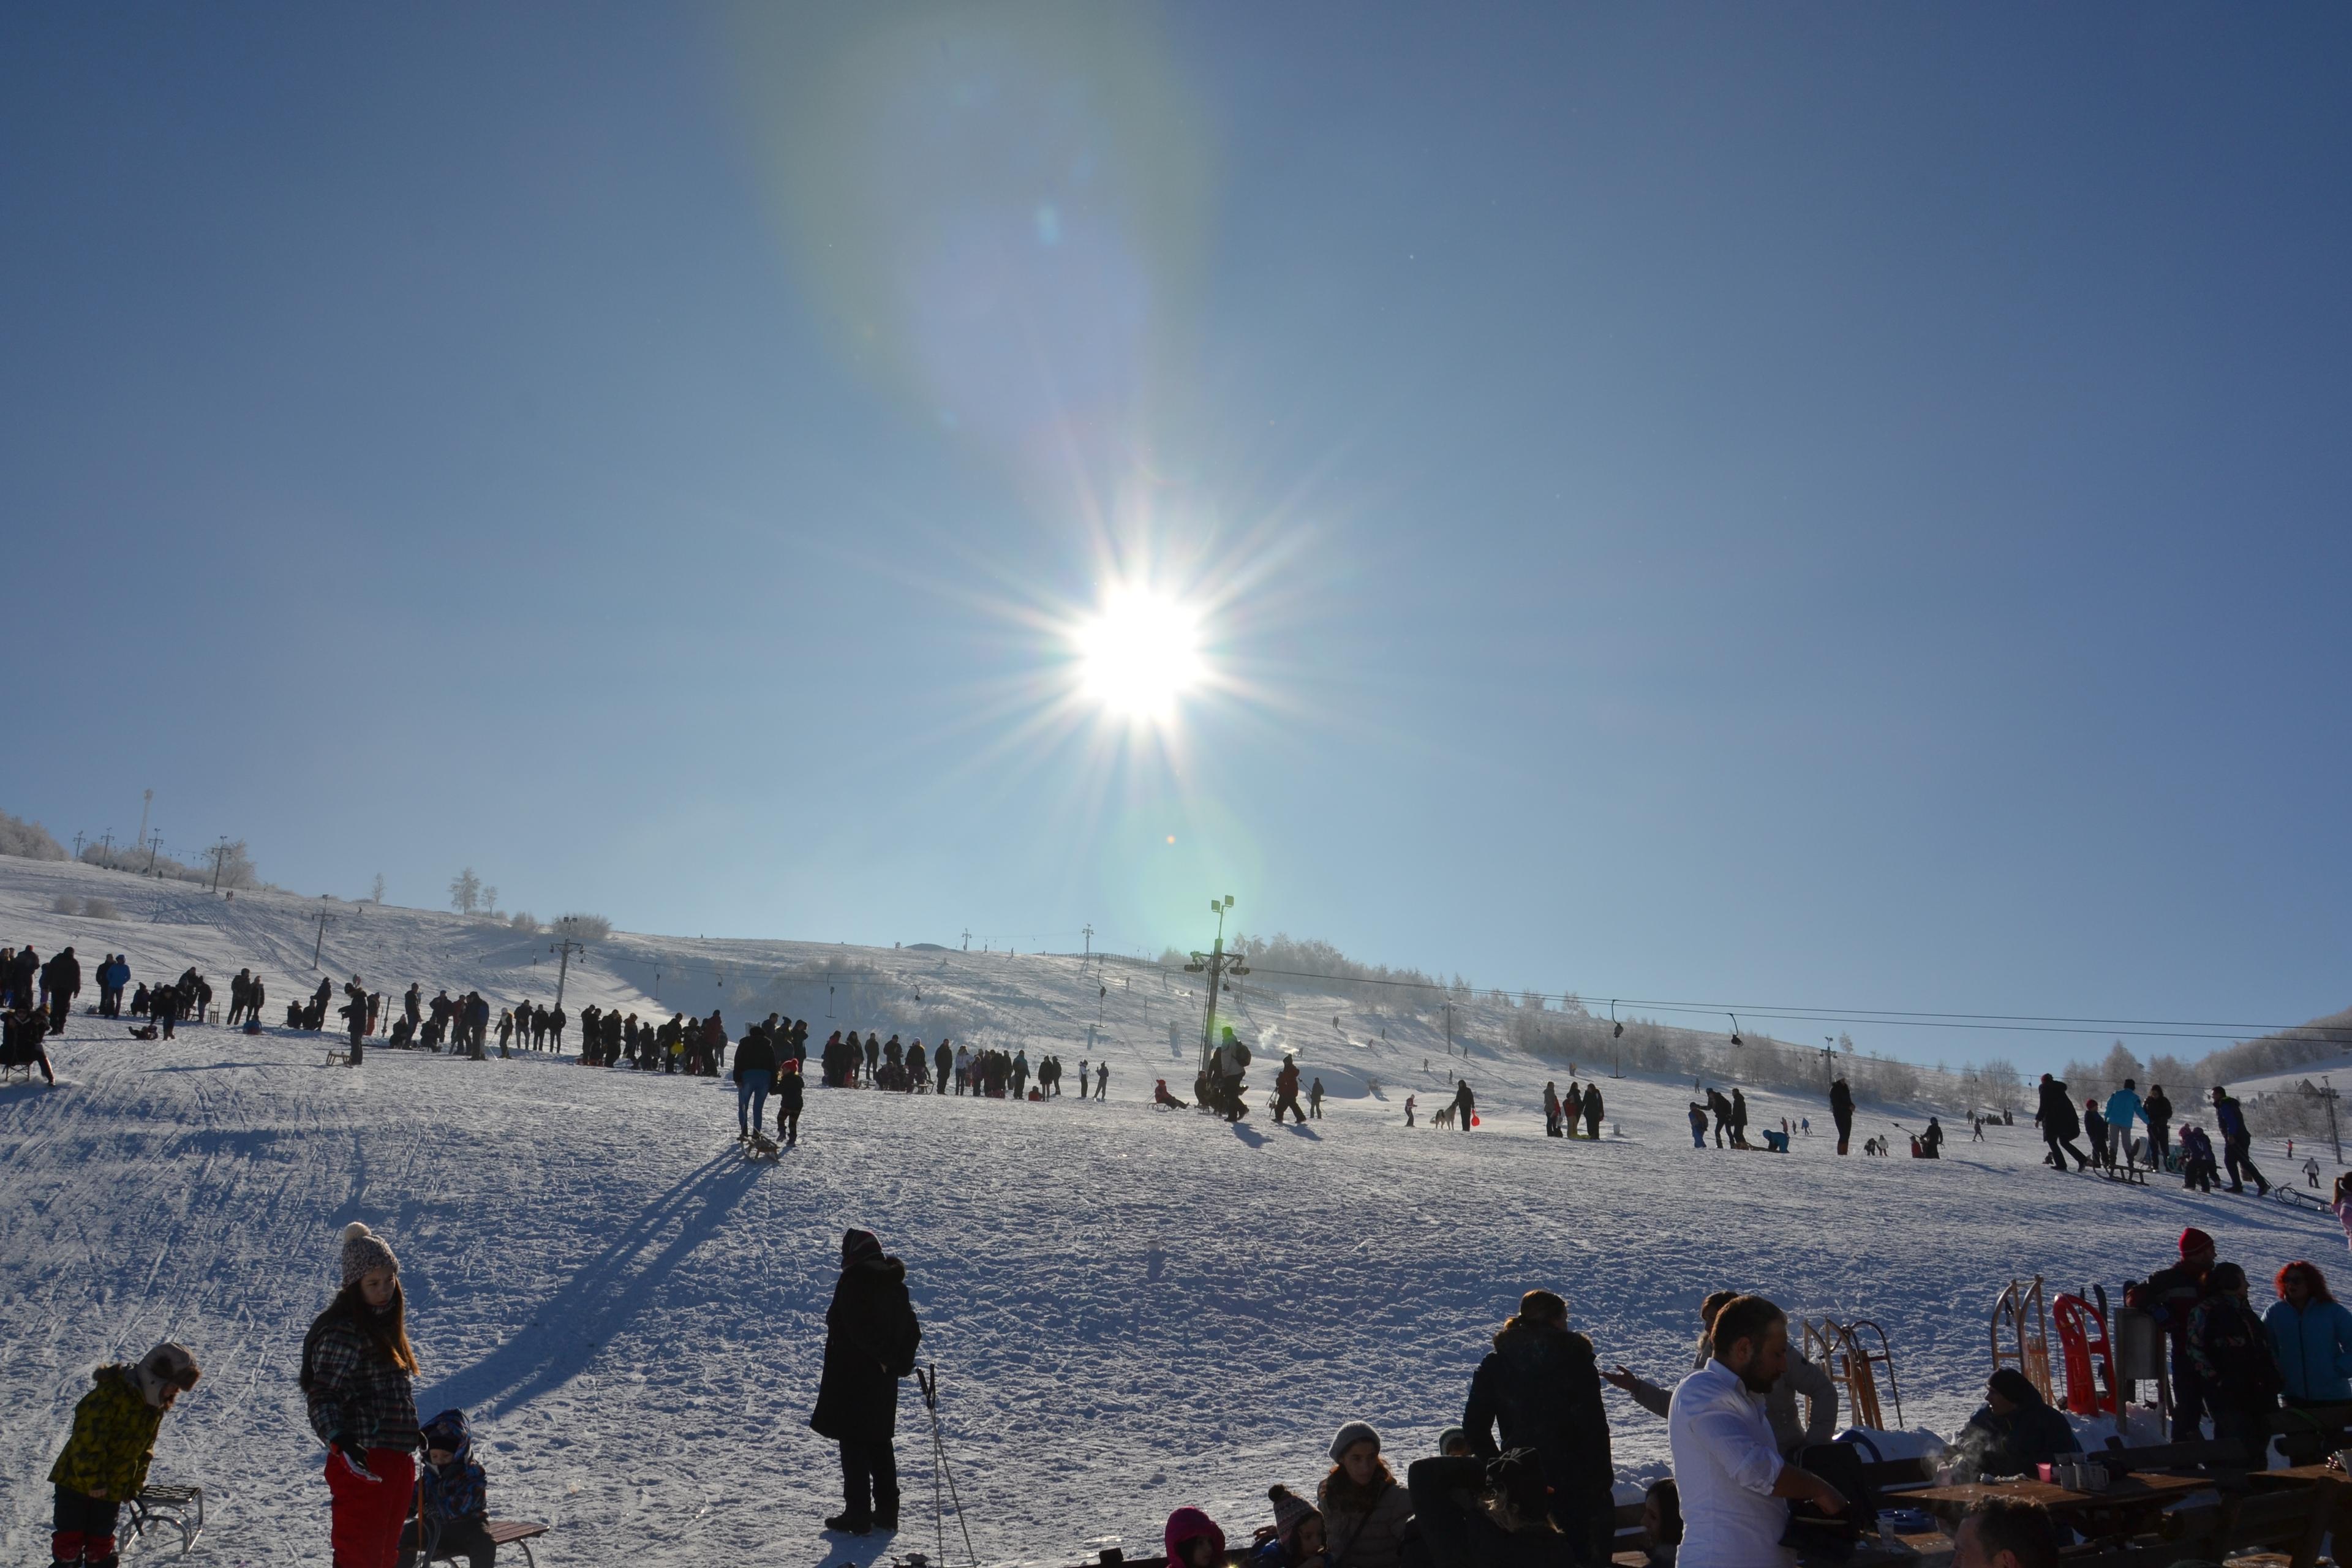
[417,1409,488,1521]
[810,1253,921,1444]
[1164,1507,1227,1566]
[2037,1079,2080,1139]
[49,1363,169,1499]
[1463,1318,1613,1506]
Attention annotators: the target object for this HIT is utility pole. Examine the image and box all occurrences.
[313,897,336,968]
[1445,1000,1453,1057]
[146,831,163,874]
[1082,924,1094,960]
[1823,1038,1838,1093]
[135,789,152,864]
[962,928,971,952]
[1183,895,1247,1076]
[549,937,585,1014]
[72,832,86,859]
[209,836,230,892]
[2323,1076,2343,1167]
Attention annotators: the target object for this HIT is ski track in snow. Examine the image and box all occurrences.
[0,855,2342,1566]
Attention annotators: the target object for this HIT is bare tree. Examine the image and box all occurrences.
[371,873,386,903]
[448,867,483,916]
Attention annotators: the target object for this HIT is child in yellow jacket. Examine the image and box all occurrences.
[48,1343,201,1566]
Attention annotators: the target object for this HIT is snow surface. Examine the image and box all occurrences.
[2,855,2345,1566]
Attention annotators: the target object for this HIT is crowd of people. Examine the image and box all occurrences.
[2034,1073,2273,1196]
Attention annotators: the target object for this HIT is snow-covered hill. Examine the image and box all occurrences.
[2,854,2344,1566]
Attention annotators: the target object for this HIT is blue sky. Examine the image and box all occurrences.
[4,4,2345,1071]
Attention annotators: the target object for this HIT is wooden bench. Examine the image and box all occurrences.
[124,1484,203,1557]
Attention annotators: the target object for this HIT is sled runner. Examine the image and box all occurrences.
[744,1133,782,1161]
[411,1515,548,1568]
[124,1483,203,1558]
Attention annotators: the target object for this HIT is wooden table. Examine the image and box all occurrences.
[1907,1471,2209,1540]
[2251,1464,2352,1489]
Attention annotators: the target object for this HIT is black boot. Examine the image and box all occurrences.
[824,1512,872,1535]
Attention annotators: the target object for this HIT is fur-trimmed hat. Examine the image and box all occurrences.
[133,1343,202,1408]
[341,1221,399,1286]
[841,1228,883,1266]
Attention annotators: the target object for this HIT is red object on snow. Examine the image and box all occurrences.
[1471,1115,1480,1127]
[2051,1292,2119,1416]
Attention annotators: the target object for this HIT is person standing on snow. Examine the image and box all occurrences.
[1829,1077,1855,1156]
[1583,1082,1605,1140]
[1309,1077,1324,1119]
[1544,1082,1562,1137]
[303,1223,423,1568]
[810,1229,921,1537]
[2105,1080,2146,1169]
[734,1022,777,1142]
[42,946,80,1036]
[1451,1079,1476,1133]
[1461,1289,1614,1561]
[1404,1094,1417,1128]
[46,1342,202,1568]
[1096,1060,1108,1100]
[2144,1084,2174,1167]
[775,1058,805,1146]
[2128,1227,2217,1441]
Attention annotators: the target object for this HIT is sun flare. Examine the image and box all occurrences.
[1072,584,1207,724]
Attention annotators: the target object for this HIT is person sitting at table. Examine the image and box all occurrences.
[1640,1478,1683,1568]
[1952,1497,2060,1568]
[2188,1261,2284,1462]
[1959,1368,2079,1477]
[2262,1259,2352,1461]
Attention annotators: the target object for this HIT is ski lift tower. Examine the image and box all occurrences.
[1185,895,1248,1077]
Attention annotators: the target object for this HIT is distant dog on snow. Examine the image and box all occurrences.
[1431,1103,1457,1129]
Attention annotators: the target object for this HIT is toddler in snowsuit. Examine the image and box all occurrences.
[399,1409,497,1568]
[48,1343,202,1567]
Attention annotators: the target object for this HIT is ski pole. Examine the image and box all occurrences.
[917,1365,978,1568]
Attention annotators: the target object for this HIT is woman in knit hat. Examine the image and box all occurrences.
[300,1223,421,1568]
[1317,1422,1414,1568]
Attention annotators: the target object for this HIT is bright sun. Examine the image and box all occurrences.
[1073,584,1206,723]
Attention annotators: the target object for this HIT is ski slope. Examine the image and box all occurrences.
[2,854,2344,1567]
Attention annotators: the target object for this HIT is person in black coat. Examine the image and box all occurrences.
[1830,1077,1855,1155]
[810,1228,921,1535]
[42,946,79,1035]
[1461,1291,1613,1563]
[2144,1084,2174,1166]
[2036,1075,2089,1171]
[775,1060,805,1146]
[1961,1369,2080,1476]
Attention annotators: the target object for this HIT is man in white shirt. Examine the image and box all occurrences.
[1667,1295,1847,1568]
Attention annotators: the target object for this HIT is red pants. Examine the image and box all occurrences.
[324,1447,415,1568]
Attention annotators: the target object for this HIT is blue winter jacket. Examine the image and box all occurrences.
[2263,1297,2352,1403]
[2103,1089,2143,1132]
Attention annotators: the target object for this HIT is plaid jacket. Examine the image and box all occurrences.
[304,1316,421,1452]
[50,1365,165,1500]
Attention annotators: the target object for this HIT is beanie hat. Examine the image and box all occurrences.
[1330,1420,1381,1463]
[1436,1426,1469,1455]
[341,1221,399,1286]
[1268,1485,1318,1545]
[2180,1227,2215,1259]
[1987,1367,2040,1407]
[842,1228,883,1266]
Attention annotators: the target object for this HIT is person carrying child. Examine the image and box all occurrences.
[47,1343,202,1567]
[398,1409,496,1568]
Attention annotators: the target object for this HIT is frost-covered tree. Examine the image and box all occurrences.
[370,873,385,903]
[551,912,611,942]
[448,867,483,916]
[0,809,67,861]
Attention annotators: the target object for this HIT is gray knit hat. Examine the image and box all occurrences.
[341,1221,398,1286]
[1330,1420,1381,1462]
